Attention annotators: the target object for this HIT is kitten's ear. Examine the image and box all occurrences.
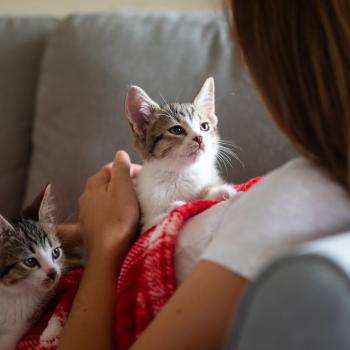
[38,184,57,230]
[0,215,14,234]
[125,85,160,136]
[193,77,218,126]
[22,187,47,221]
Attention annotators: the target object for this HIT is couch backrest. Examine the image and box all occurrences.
[0,17,58,218]
[22,11,296,222]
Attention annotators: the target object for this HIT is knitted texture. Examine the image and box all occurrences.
[115,177,262,349]
[17,177,261,349]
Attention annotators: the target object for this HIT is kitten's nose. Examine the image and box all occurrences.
[193,136,203,145]
[47,269,57,281]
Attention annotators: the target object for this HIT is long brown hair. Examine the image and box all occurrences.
[229,0,350,189]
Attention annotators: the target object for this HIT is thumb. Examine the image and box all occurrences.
[109,150,132,190]
[114,150,131,169]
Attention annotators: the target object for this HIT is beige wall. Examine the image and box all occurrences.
[0,0,221,16]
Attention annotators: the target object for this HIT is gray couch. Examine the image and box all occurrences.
[1,10,348,349]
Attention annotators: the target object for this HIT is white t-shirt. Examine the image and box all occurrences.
[175,158,350,283]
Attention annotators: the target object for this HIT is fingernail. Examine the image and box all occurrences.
[115,150,130,164]
[115,150,124,161]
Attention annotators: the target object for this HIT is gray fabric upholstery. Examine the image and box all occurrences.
[0,17,58,217]
[24,10,296,221]
[227,254,350,350]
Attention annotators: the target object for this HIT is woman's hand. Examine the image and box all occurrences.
[56,224,82,251]
[58,151,141,350]
[78,150,141,260]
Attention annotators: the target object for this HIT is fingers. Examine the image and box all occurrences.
[56,224,82,248]
[130,164,142,178]
[84,151,139,194]
[114,150,131,171]
[85,163,112,190]
[109,150,132,192]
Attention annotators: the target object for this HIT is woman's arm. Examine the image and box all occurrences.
[132,261,248,350]
[60,250,247,350]
[58,152,140,350]
[57,247,122,350]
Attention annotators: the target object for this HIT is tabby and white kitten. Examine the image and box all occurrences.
[125,77,236,230]
[0,185,63,350]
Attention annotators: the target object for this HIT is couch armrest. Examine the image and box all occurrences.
[226,232,350,350]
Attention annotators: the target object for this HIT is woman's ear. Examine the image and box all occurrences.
[125,85,160,136]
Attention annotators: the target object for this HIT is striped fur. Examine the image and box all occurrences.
[0,218,62,285]
[0,185,64,350]
[125,78,237,230]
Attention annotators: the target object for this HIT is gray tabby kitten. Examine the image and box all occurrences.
[125,77,237,230]
[0,185,64,350]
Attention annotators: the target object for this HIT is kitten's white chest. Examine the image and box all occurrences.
[137,161,219,230]
[0,289,44,350]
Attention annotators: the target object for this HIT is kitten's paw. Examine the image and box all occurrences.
[204,184,237,201]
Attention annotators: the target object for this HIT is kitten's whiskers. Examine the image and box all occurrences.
[217,140,244,168]
[159,92,169,107]
[216,152,229,175]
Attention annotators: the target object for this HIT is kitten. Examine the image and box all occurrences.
[0,185,64,350]
[125,77,236,230]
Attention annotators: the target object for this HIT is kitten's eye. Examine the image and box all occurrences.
[200,122,210,131]
[168,125,185,135]
[23,257,38,268]
[52,247,61,260]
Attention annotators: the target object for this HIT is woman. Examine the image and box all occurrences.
[58,1,350,349]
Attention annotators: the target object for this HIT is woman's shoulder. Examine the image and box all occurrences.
[200,157,350,279]
[259,156,339,190]
[245,157,350,208]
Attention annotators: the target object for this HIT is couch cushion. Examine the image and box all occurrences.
[0,17,58,218]
[228,253,350,350]
[24,11,296,221]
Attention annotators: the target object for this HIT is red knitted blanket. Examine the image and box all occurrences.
[17,177,261,350]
